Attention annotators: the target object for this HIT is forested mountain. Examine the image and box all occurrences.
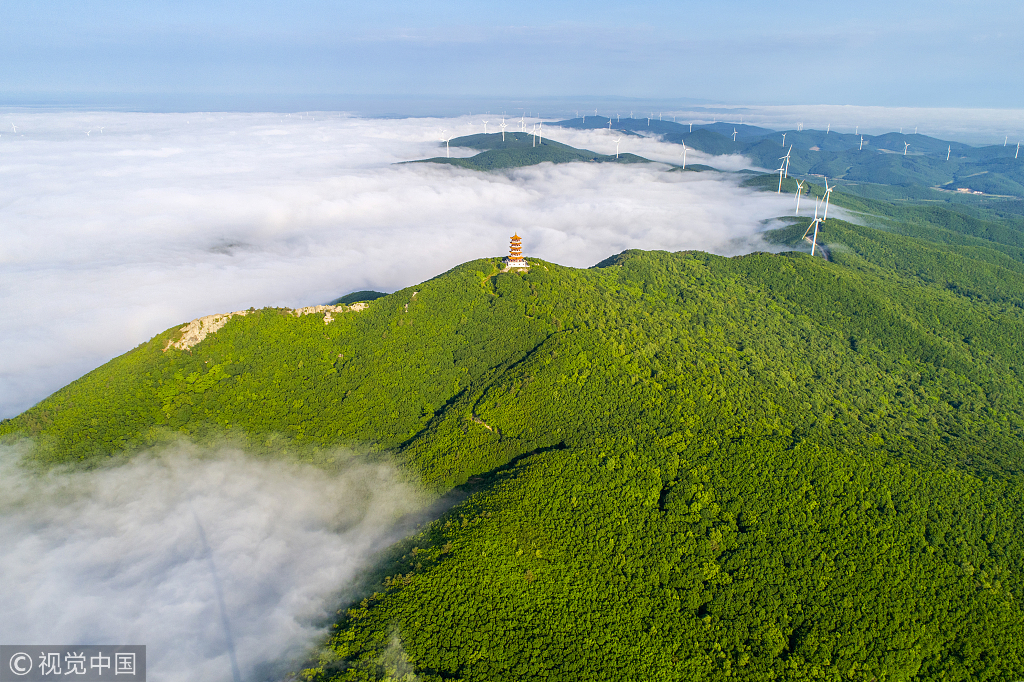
[413,131,649,170]
[4,174,1024,680]
[554,116,1024,199]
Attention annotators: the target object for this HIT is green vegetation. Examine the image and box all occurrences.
[5,177,1024,679]
[411,132,650,171]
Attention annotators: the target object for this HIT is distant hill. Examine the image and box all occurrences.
[553,117,1024,200]
[329,290,388,306]
[554,116,774,141]
[412,132,651,170]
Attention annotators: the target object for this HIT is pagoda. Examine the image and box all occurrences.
[505,233,528,269]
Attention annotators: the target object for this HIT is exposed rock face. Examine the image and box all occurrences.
[164,302,371,351]
[164,311,249,351]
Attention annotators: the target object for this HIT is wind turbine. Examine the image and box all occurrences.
[1005,136,1009,147]
[777,162,786,193]
[689,123,692,132]
[483,120,489,134]
[1017,141,1021,159]
[782,132,787,146]
[947,145,951,161]
[538,122,543,144]
[11,123,17,133]
[795,180,805,215]
[903,141,910,156]
[860,136,864,150]
[732,128,738,142]
[802,197,824,256]
[531,124,537,147]
[680,143,688,169]
[608,119,612,129]
[782,145,793,178]
[822,178,834,221]
[855,125,858,135]
[615,137,622,159]
[826,123,830,134]
[520,114,525,132]
[500,118,507,142]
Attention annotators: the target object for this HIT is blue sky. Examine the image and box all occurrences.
[3,0,1023,110]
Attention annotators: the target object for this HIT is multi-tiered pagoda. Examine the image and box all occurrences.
[506,233,527,269]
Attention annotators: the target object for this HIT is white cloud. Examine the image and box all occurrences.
[0,112,796,417]
[0,442,428,682]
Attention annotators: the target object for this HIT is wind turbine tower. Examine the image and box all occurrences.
[615,137,622,159]
[732,129,738,142]
[822,179,834,221]
[795,180,804,215]
[904,142,910,156]
[802,198,823,256]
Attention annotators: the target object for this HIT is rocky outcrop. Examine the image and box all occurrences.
[163,311,250,351]
[164,301,371,351]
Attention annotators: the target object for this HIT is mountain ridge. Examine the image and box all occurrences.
[4,182,1024,680]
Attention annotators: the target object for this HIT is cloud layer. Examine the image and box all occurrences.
[0,443,427,682]
[0,112,796,417]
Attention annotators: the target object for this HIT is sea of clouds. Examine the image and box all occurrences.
[0,111,798,418]
[0,442,429,682]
